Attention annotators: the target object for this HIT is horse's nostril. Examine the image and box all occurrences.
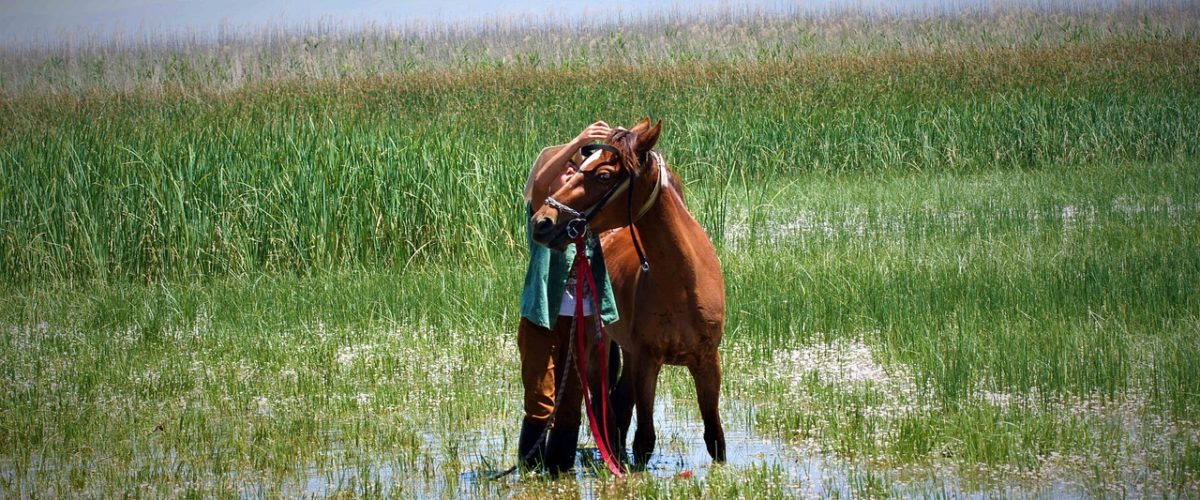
[534,217,554,234]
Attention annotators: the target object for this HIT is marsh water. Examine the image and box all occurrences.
[291,395,1096,498]
[291,397,834,497]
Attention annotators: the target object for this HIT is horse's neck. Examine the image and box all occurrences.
[634,186,712,275]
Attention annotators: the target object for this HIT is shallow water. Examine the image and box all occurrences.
[292,395,849,497]
[287,378,1188,498]
[293,394,1030,498]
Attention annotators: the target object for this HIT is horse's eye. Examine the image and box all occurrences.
[597,172,612,182]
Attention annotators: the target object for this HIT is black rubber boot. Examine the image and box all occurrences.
[517,419,549,472]
[545,425,580,477]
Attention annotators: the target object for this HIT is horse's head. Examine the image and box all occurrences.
[531,117,663,250]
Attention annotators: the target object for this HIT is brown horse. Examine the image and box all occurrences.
[530,117,726,466]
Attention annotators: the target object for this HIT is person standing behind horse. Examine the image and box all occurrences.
[516,121,620,475]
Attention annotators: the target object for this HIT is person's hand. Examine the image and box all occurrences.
[572,121,611,147]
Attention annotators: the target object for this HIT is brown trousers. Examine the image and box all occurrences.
[518,316,584,430]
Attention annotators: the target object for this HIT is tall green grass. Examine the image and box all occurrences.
[2,40,1196,282]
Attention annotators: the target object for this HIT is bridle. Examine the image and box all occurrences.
[544,143,666,272]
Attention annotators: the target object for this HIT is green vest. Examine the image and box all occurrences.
[520,202,620,328]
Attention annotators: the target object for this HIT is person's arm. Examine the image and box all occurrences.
[530,121,611,204]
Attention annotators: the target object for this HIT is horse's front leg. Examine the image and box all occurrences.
[611,347,634,461]
[596,341,631,462]
[630,357,663,466]
[583,339,623,459]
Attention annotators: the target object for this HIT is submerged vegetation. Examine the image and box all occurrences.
[1,4,1198,497]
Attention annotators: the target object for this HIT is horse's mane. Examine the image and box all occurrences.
[666,169,685,203]
[609,128,642,175]
[609,128,686,203]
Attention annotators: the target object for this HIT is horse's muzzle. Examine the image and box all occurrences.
[531,214,572,250]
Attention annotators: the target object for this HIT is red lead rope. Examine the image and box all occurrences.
[572,235,626,478]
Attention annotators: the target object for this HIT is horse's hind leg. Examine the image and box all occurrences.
[631,358,663,466]
[688,356,726,462]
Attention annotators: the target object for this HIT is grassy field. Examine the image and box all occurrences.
[2,6,1199,498]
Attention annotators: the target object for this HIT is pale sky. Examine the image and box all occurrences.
[0,0,1163,48]
[0,0,781,46]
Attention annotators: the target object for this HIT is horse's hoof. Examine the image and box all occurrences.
[707,441,726,462]
[632,443,654,466]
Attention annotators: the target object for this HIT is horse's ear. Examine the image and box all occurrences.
[629,116,652,134]
[634,119,662,157]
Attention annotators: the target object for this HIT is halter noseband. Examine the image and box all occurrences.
[544,144,662,271]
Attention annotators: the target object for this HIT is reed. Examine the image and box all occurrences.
[1,4,1197,94]
[2,40,1196,282]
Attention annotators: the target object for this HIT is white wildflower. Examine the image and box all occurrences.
[253,396,272,417]
[336,348,357,367]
